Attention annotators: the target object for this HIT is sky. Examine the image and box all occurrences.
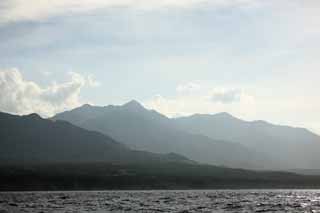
[0,0,319,133]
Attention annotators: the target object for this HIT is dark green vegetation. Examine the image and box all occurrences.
[2,163,320,191]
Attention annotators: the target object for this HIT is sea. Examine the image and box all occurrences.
[1,190,320,212]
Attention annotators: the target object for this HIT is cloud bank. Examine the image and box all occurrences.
[145,82,254,118]
[0,0,263,24]
[176,82,201,93]
[0,68,97,117]
[210,88,243,104]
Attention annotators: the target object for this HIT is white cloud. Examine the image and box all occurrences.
[145,82,255,118]
[144,82,320,134]
[210,88,243,104]
[176,82,201,93]
[87,74,101,87]
[0,0,266,24]
[145,94,188,117]
[0,68,97,117]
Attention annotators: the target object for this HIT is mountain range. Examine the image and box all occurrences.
[174,113,320,169]
[2,103,320,190]
[2,99,320,171]
[53,100,320,170]
[53,100,266,169]
[0,111,191,165]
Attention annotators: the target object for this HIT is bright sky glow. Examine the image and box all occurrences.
[0,0,319,133]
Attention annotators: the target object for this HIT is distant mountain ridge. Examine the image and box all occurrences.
[0,111,193,165]
[53,100,320,170]
[3,109,320,190]
[53,100,269,169]
[174,112,320,169]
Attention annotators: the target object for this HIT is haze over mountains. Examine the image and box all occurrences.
[2,99,319,171]
[53,100,268,169]
[53,100,320,170]
[174,113,320,169]
[2,102,320,190]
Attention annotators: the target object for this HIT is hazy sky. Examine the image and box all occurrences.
[0,0,319,133]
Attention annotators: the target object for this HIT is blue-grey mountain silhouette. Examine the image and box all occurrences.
[0,111,192,164]
[53,100,267,169]
[174,113,320,170]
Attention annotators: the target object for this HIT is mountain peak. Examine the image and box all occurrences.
[25,113,42,120]
[70,103,95,113]
[122,100,145,110]
[82,103,92,107]
[78,103,94,109]
[189,112,236,120]
[214,112,234,118]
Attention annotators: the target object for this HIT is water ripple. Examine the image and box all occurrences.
[1,190,320,212]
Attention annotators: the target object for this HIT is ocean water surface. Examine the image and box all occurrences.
[1,190,320,212]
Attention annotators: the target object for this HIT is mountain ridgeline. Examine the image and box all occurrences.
[53,100,320,170]
[173,113,320,170]
[0,111,192,165]
[2,105,320,190]
[53,100,267,169]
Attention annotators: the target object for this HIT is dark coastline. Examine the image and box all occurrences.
[2,163,320,191]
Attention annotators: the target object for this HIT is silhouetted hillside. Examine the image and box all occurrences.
[2,111,320,191]
[0,112,193,165]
